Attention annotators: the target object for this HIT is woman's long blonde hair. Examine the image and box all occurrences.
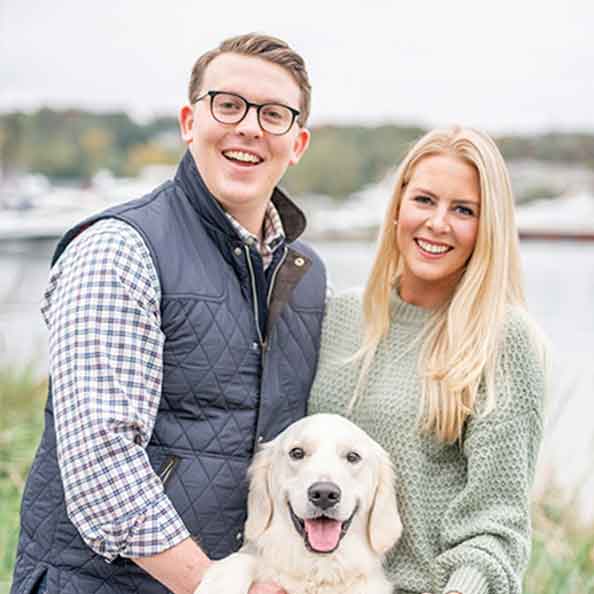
[355,126,527,443]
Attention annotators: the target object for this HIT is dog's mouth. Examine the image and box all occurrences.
[287,501,359,554]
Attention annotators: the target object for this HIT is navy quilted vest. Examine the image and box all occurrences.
[10,152,326,594]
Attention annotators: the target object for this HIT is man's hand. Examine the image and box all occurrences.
[133,536,210,594]
[248,583,287,594]
[194,552,265,594]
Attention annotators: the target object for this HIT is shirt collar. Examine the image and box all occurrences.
[225,201,286,261]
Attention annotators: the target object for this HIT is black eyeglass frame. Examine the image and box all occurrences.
[194,90,301,136]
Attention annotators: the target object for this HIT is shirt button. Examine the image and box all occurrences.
[251,342,260,351]
[257,435,264,443]
[233,247,242,256]
[294,257,305,267]
[236,531,243,542]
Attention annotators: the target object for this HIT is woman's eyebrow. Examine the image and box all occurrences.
[409,186,438,198]
[411,186,479,205]
[453,198,480,206]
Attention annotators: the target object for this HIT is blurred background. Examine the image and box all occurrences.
[1,1,593,591]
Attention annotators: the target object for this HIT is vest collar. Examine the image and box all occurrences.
[174,150,307,243]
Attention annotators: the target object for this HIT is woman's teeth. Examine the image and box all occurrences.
[223,150,262,164]
[416,239,450,254]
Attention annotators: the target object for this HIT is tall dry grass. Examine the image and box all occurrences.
[0,367,592,593]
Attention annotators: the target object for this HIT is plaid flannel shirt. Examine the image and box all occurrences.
[44,204,285,560]
[225,200,285,268]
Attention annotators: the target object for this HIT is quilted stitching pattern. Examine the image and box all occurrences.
[11,159,326,593]
[152,287,323,559]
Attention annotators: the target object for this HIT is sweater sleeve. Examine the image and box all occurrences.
[433,311,546,594]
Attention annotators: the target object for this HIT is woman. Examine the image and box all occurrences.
[308,126,547,594]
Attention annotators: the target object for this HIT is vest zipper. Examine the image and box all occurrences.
[267,246,288,307]
[244,244,265,348]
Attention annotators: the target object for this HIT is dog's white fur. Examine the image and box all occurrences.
[196,413,402,594]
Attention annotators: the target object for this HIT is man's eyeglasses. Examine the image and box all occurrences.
[194,91,301,136]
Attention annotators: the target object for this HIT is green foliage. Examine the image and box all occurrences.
[0,367,47,593]
[282,124,424,198]
[525,487,594,593]
[1,108,594,200]
[0,365,593,593]
[0,109,182,181]
[498,132,594,167]
[519,185,560,203]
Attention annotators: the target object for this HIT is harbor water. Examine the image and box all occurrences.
[1,237,593,519]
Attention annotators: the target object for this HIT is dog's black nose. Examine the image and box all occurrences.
[308,481,341,510]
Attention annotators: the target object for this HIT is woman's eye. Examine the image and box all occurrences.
[346,451,361,464]
[413,195,433,205]
[455,205,475,216]
[289,447,305,460]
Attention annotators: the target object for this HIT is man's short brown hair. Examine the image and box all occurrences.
[188,33,311,126]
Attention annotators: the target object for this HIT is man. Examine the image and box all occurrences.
[11,34,326,594]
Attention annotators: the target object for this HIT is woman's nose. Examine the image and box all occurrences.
[427,208,451,233]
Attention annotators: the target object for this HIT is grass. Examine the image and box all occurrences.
[526,485,594,593]
[0,368,593,594]
[0,367,47,594]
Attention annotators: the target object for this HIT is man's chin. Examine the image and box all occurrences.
[215,185,274,214]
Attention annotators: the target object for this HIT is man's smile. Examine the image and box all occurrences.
[222,149,263,165]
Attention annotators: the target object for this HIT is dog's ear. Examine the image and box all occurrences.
[244,441,274,541]
[367,447,402,555]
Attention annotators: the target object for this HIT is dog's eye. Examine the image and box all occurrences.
[288,447,305,460]
[346,451,361,464]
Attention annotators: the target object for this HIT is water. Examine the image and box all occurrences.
[1,238,593,518]
[0,239,54,371]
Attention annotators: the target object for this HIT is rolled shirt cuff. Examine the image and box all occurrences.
[443,565,488,594]
[118,492,190,560]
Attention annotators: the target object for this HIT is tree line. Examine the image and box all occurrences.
[1,108,593,199]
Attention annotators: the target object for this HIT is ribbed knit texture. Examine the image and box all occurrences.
[308,289,545,594]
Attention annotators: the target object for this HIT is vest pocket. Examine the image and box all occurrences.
[157,455,180,487]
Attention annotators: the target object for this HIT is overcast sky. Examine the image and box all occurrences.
[2,0,593,134]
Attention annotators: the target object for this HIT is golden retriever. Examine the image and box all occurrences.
[196,413,401,594]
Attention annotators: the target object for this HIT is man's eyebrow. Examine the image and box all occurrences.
[218,89,294,106]
[410,186,480,205]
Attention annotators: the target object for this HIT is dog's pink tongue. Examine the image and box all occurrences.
[304,518,342,552]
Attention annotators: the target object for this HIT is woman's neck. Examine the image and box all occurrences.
[398,271,462,310]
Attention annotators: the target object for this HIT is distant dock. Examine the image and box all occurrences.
[519,230,594,241]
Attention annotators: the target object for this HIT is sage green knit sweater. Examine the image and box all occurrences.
[308,290,545,594]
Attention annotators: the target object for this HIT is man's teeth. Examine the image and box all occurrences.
[417,239,450,254]
[224,150,261,164]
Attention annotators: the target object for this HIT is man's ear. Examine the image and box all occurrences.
[179,104,195,145]
[288,127,311,166]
